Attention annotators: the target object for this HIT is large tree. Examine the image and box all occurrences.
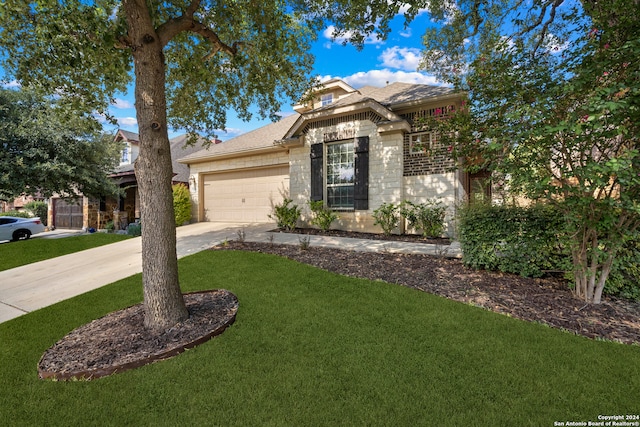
[0,87,121,201]
[0,0,422,331]
[420,0,640,303]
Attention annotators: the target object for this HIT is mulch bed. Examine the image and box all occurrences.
[38,290,238,381]
[274,227,452,245]
[215,239,640,346]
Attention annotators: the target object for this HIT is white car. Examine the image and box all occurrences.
[0,216,46,242]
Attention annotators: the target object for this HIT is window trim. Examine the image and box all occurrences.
[310,136,369,211]
[121,144,129,163]
[409,131,438,155]
[325,139,355,210]
[320,93,333,107]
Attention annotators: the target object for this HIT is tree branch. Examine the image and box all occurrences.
[156,0,241,60]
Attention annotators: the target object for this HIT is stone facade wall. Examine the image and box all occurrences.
[403,172,460,236]
[290,118,460,235]
[290,119,405,233]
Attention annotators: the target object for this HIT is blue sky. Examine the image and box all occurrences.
[102,10,444,141]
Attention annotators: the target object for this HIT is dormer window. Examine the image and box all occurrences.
[321,93,333,107]
[121,144,129,163]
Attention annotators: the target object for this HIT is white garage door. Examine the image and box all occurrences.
[202,165,289,223]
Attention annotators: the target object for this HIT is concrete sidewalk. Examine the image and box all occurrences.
[0,222,460,324]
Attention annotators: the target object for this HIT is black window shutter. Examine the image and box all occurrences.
[354,136,369,210]
[310,143,323,202]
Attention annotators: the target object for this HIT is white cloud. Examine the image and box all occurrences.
[322,25,385,47]
[118,117,138,127]
[396,2,430,17]
[338,69,443,88]
[1,80,21,88]
[112,98,134,109]
[544,33,570,54]
[379,46,422,71]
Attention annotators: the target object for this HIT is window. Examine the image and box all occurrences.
[326,141,354,208]
[410,131,439,155]
[121,144,129,163]
[321,93,333,107]
[311,136,368,210]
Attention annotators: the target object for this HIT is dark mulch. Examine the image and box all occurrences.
[274,227,451,245]
[215,239,640,346]
[38,290,238,381]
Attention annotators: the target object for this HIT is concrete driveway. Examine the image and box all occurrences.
[0,222,272,324]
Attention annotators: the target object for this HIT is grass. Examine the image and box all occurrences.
[1,250,639,426]
[0,233,131,271]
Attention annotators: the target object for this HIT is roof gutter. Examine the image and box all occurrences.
[387,92,464,111]
[178,145,283,165]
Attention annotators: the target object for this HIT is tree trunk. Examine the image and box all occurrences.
[570,227,615,305]
[124,0,189,332]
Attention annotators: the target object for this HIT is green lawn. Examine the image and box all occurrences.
[0,233,131,271]
[1,250,639,426]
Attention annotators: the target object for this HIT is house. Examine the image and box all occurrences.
[48,130,206,230]
[180,79,489,235]
[1,193,45,213]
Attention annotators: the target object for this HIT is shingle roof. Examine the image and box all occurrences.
[111,131,207,182]
[359,82,456,107]
[116,129,140,143]
[179,113,301,163]
[178,81,458,163]
[169,134,209,182]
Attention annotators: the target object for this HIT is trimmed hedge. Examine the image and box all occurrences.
[457,204,569,278]
[457,203,639,300]
[607,232,640,300]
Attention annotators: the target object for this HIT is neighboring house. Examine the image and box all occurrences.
[1,193,45,213]
[48,130,207,230]
[180,79,489,235]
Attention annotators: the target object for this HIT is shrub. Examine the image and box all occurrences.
[105,220,115,232]
[269,198,301,231]
[0,210,31,218]
[457,203,570,278]
[172,184,192,226]
[400,199,447,238]
[24,201,48,225]
[605,231,640,300]
[308,200,337,232]
[127,222,142,237]
[373,202,400,235]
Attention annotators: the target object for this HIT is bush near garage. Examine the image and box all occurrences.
[269,198,301,231]
[24,201,48,226]
[0,211,31,218]
[173,183,192,226]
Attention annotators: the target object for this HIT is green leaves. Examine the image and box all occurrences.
[0,88,121,200]
[419,0,640,302]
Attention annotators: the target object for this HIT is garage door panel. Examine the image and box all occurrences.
[203,166,289,223]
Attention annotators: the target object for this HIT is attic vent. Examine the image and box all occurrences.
[302,111,384,134]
